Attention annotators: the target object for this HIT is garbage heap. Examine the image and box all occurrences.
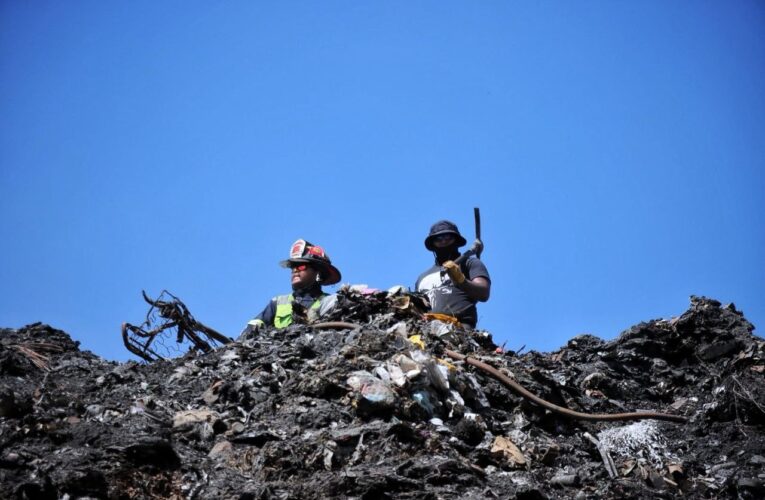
[1,295,763,499]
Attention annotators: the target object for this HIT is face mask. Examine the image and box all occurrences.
[434,246,459,263]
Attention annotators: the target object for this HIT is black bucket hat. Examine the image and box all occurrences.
[424,220,467,251]
[279,239,342,285]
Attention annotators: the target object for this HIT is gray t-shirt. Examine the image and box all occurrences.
[415,256,490,327]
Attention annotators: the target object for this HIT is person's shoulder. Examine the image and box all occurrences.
[465,255,487,267]
[417,263,440,278]
[465,255,490,277]
[416,264,440,287]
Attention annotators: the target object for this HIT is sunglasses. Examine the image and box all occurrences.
[434,234,455,241]
[290,264,312,272]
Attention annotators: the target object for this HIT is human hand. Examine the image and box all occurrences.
[442,260,465,285]
[239,320,263,340]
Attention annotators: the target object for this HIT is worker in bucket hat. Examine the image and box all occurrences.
[240,239,341,338]
[415,220,490,327]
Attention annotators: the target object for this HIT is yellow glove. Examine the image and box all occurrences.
[443,260,465,285]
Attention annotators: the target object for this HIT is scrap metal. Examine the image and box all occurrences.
[122,290,231,362]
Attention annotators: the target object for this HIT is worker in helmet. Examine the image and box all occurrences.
[415,220,490,328]
[240,239,341,338]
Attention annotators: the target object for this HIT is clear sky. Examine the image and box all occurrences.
[1,1,763,361]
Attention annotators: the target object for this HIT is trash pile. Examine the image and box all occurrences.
[1,295,763,499]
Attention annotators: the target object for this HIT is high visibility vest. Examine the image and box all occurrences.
[274,293,325,329]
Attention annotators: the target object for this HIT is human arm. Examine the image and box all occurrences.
[443,259,491,302]
[238,299,276,339]
[456,275,490,302]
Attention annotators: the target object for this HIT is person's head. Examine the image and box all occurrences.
[424,220,467,262]
[280,239,341,290]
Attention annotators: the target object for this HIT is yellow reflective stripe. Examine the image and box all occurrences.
[273,293,326,329]
[247,319,265,327]
[274,302,293,329]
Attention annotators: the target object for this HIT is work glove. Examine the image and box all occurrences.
[442,260,465,285]
[238,320,263,340]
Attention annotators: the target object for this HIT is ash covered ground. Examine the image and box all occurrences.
[1,295,763,499]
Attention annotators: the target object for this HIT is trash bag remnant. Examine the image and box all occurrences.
[121,290,231,361]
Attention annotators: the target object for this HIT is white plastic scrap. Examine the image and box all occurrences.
[428,320,453,337]
[448,390,465,406]
[394,354,420,372]
[373,366,391,383]
[168,366,192,383]
[360,380,396,407]
[386,285,408,295]
[424,360,449,392]
[511,413,530,430]
[346,371,377,391]
[409,350,430,364]
[597,420,678,468]
[393,353,422,380]
[551,372,567,387]
[219,349,240,362]
[507,429,527,446]
[386,321,408,336]
[437,364,450,382]
[385,361,407,387]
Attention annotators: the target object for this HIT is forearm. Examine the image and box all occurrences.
[455,277,490,302]
[240,300,276,338]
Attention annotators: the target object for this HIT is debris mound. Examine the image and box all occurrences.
[1,296,763,499]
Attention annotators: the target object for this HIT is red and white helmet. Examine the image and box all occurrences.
[279,239,341,285]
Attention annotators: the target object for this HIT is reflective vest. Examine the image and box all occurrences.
[274,293,326,329]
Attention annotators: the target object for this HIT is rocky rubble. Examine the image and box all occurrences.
[1,295,763,499]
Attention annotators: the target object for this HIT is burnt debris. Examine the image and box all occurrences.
[1,295,763,499]
[122,290,232,362]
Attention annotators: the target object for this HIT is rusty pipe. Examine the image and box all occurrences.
[311,321,363,331]
[444,349,687,423]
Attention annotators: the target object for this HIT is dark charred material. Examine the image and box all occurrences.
[443,349,688,423]
[1,296,763,499]
[122,290,231,361]
[315,322,687,423]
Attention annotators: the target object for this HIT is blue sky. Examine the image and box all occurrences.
[1,1,763,361]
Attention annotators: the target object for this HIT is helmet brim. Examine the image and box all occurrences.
[280,258,342,285]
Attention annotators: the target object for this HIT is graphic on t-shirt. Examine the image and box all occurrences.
[415,257,490,327]
[418,269,449,291]
[417,269,454,311]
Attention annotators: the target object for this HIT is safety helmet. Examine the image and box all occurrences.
[424,220,467,251]
[279,239,341,285]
